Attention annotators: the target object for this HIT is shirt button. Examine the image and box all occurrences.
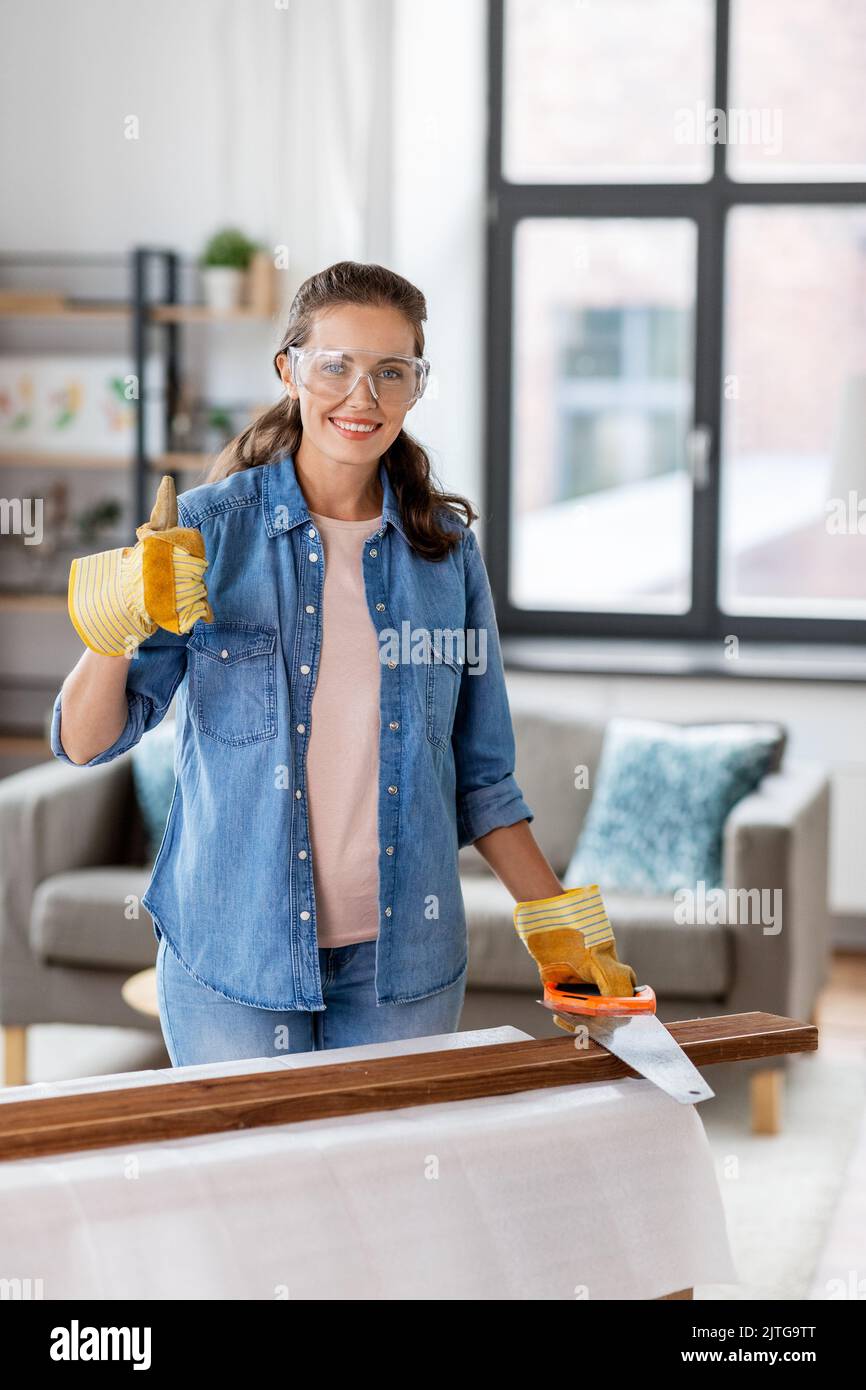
[300,664,310,675]
[389,720,400,731]
[300,910,311,921]
[296,723,306,733]
[298,850,308,860]
[369,548,378,557]
[387,785,398,795]
[220,649,229,659]
[295,789,302,799]
[387,660,397,670]
[305,604,315,614]
[385,845,394,855]
[375,602,385,612]
[308,528,316,538]
[384,906,392,917]
[309,552,318,562]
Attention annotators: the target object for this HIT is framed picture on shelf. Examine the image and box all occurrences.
[0,354,166,457]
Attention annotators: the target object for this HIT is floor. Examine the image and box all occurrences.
[813,952,866,1065]
[802,954,866,1300]
[697,953,866,1299]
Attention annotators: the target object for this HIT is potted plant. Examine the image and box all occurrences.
[74,497,123,547]
[204,404,236,455]
[199,227,259,312]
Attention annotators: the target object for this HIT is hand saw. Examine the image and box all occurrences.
[538,981,715,1105]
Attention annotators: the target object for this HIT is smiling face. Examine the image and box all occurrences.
[276,303,420,472]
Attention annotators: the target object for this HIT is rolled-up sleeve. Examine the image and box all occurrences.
[51,627,190,768]
[452,528,534,848]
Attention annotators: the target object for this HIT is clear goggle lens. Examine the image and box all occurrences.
[289,347,429,405]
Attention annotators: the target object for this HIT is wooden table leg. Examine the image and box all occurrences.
[751,1068,783,1135]
[2,1026,27,1087]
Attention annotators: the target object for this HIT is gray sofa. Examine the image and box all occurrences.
[458,696,830,1058]
[0,691,831,1128]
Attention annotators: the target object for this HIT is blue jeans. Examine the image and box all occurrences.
[155,935,467,1066]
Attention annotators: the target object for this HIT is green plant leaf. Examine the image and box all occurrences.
[200,226,256,270]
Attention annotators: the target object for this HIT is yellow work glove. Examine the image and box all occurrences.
[514,884,638,1034]
[68,475,212,657]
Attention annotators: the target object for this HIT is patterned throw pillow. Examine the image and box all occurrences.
[566,717,784,895]
[130,720,178,863]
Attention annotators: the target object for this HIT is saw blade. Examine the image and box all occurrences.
[586,1013,715,1105]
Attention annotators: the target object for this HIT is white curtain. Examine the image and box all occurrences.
[284,0,395,273]
[2,0,394,272]
[212,0,396,292]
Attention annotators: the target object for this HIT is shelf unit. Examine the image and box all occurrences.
[132,246,278,520]
[0,246,278,573]
[0,249,278,759]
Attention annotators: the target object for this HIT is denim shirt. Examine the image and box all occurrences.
[50,450,534,1009]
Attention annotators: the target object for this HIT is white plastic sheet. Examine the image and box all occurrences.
[0,1027,738,1300]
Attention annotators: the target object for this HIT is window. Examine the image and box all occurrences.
[721,206,866,619]
[511,218,697,613]
[488,0,866,641]
[503,0,715,184]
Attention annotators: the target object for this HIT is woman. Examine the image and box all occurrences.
[52,260,635,1065]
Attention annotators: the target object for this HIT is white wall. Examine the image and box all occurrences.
[0,0,487,502]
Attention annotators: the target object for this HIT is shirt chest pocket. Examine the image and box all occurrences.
[426,654,464,753]
[188,620,277,746]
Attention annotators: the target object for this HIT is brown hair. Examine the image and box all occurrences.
[207,260,477,559]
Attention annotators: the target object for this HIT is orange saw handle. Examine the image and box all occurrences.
[540,980,657,1018]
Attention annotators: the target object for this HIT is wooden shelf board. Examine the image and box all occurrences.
[0,1011,819,1162]
[151,453,213,472]
[0,734,49,755]
[0,450,217,474]
[0,451,130,470]
[0,593,68,613]
[1,303,270,323]
[149,305,273,323]
[0,304,129,319]
[0,451,217,473]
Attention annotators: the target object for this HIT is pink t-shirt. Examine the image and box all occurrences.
[305,511,382,948]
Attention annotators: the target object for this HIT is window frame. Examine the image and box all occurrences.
[485,0,866,642]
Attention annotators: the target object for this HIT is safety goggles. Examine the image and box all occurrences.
[286,345,430,407]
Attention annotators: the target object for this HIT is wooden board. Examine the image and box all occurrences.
[0,1012,816,1162]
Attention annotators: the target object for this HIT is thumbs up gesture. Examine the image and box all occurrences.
[68,475,213,657]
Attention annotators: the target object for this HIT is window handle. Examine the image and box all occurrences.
[686,424,713,490]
